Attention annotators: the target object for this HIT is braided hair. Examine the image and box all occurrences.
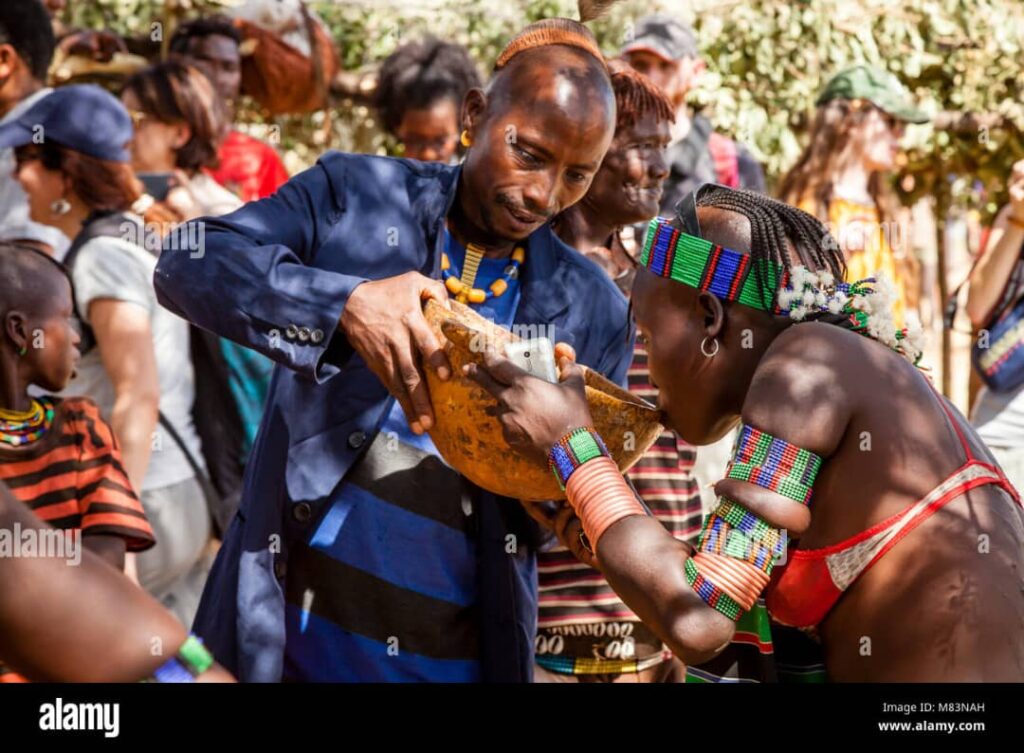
[695,186,845,313]
[693,186,923,362]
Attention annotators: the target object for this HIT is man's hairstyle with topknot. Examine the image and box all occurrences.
[493,18,606,72]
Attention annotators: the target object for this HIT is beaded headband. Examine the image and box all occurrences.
[639,215,925,364]
[639,217,785,313]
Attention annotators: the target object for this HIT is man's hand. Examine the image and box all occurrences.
[340,272,452,434]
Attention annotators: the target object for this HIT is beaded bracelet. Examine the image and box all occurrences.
[686,552,769,621]
[726,424,823,506]
[699,498,785,575]
[146,635,214,683]
[549,427,611,490]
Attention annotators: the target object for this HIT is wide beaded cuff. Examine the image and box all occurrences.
[726,424,823,505]
[685,557,745,621]
[699,498,784,576]
[549,427,611,490]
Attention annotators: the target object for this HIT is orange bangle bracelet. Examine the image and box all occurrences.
[691,552,769,611]
[566,456,646,549]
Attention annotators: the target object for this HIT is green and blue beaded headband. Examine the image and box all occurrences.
[639,216,786,313]
[638,215,925,364]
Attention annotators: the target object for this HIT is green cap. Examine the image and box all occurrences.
[817,64,929,124]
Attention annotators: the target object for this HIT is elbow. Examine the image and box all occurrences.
[665,600,737,666]
[114,388,161,422]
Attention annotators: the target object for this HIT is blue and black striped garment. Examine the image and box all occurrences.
[283,233,522,681]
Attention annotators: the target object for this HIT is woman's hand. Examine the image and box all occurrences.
[463,345,594,464]
[523,500,599,570]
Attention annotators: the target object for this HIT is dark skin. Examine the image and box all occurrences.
[1,262,128,571]
[173,34,242,113]
[339,45,616,435]
[0,482,234,682]
[395,97,461,163]
[538,109,671,557]
[468,206,1024,680]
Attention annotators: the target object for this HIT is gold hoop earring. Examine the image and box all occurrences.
[460,130,472,148]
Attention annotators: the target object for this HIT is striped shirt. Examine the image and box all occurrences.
[0,396,154,548]
[283,240,519,682]
[0,395,155,682]
[535,341,703,673]
[283,399,482,682]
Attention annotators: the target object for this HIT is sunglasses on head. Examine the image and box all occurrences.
[674,181,738,237]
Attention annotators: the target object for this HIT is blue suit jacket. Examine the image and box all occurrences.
[154,152,634,682]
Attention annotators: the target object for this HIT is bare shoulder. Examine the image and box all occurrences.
[741,322,858,458]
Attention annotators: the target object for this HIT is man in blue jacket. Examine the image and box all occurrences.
[155,18,633,682]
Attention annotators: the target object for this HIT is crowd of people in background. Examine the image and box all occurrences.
[0,0,1022,685]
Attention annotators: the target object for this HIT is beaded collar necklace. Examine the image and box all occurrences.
[0,397,55,447]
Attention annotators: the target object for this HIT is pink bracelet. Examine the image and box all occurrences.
[565,455,646,550]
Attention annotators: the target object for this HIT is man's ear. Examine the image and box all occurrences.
[696,291,725,340]
[460,87,487,143]
[0,44,19,82]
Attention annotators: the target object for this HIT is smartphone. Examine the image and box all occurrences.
[505,337,558,383]
[137,172,175,202]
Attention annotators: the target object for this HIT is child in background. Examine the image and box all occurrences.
[0,245,155,680]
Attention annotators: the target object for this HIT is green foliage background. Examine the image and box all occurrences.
[67,0,1024,215]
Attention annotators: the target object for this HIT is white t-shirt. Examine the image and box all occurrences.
[61,232,204,491]
[0,88,71,256]
[972,385,1024,449]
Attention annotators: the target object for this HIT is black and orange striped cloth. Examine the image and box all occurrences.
[0,396,155,550]
[0,396,155,683]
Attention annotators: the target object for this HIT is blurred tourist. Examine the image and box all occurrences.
[968,159,1024,492]
[620,13,765,213]
[169,15,289,201]
[778,65,930,327]
[0,0,68,256]
[374,37,482,163]
[2,84,210,626]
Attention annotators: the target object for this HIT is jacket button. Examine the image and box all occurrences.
[310,328,325,344]
[273,559,286,580]
[347,430,366,449]
[297,326,311,342]
[292,502,312,523]
[285,324,298,340]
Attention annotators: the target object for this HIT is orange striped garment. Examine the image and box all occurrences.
[0,396,155,682]
[0,396,155,549]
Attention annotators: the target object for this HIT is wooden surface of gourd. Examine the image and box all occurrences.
[423,299,663,501]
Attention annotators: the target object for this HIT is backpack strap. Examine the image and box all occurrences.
[62,212,142,356]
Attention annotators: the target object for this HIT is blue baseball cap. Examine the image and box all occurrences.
[0,84,133,162]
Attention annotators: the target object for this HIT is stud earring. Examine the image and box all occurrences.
[17,346,27,357]
[50,198,71,216]
[460,130,472,148]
